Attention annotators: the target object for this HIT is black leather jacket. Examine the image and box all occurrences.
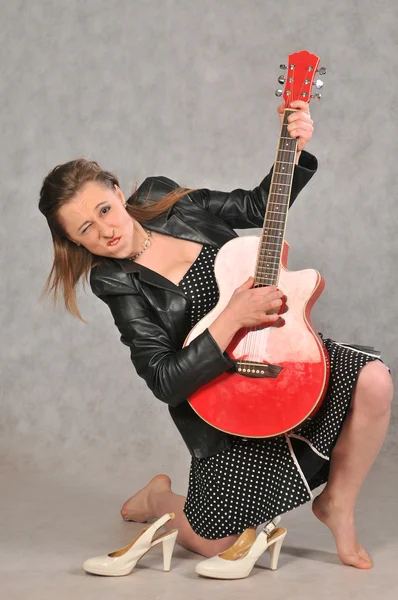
[90,151,318,458]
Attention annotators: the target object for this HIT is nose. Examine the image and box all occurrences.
[100,225,115,239]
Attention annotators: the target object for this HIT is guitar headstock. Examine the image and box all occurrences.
[275,50,326,106]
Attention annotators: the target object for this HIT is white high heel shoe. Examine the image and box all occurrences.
[83,513,178,576]
[195,517,286,579]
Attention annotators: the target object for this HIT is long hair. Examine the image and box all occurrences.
[38,158,194,322]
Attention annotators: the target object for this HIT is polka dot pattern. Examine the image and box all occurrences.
[178,244,388,540]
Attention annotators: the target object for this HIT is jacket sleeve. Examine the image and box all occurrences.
[187,150,318,229]
[91,273,235,408]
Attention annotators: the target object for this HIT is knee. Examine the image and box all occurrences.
[354,361,394,417]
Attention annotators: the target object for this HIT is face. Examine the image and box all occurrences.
[58,181,139,259]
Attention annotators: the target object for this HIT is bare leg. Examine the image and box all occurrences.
[120,362,393,564]
[312,361,393,569]
[120,473,238,557]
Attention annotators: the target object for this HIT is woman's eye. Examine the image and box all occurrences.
[81,206,110,233]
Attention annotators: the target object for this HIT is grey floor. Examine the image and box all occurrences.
[2,456,397,600]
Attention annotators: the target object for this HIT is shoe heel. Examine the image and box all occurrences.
[269,531,287,571]
[161,531,178,571]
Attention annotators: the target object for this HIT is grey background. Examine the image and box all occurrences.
[1,0,397,501]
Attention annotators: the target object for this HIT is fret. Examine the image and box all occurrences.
[260,233,284,239]
[258,251,282,257]
[263,218,287,225]
[257,262,280,269]
[257,258,280,266]
[258,254,281,260]
[267,201,289,207]
[256,270,280,278]
[271,182,290,187]
[269,192,290,197]
[258,243,284,250]
[256,270,280,277]
[256,272,279,280]
[260,235,284,241]
[259,242,284,249]
[265,206,288,212]
[256,275,280,281]
[276,148,295,153]
[258,255,281,262]
[257,264,280,270]
[272,174,293,180]
[255,280,279,286]
[264,210,287,217]
[260,226,284,233]
[258,241,283,248]
[258,250,282,258]
[256,269,279,277]
[274,160,294,165]
[257,254,281,262]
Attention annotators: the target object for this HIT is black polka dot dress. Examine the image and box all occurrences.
[178,244,390,540]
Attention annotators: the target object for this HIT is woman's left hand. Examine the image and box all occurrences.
[277,100,314,154]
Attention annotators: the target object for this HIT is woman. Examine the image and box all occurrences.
[38,101,393,572]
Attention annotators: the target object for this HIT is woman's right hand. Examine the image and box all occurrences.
[224,276,285,328]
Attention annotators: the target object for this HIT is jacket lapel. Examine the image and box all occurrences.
[114,200,238,293]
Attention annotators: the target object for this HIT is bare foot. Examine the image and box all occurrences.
[312,492,373,569]
[120,474,172,522]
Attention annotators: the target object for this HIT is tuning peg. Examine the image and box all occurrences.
[317,67,327,75]
[275,89,283,97]
[313,79,324,89]
[279,64,287,70]
[278,75,286,84]
[310,92,322,101]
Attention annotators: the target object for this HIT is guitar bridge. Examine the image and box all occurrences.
[236,361,283,379]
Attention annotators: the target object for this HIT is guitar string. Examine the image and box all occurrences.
[245,64,310,365]
[246,113,292,363]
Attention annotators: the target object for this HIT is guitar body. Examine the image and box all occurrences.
[184,236,330,437]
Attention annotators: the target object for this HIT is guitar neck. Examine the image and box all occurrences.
[254,109,298,287]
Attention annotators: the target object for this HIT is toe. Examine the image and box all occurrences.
[340,551,373,569]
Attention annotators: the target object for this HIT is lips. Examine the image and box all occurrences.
[107,237,121,247]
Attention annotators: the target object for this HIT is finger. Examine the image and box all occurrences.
[256,285,279,294]
[266,299,283,313]
[288,128,313,142]
[236,277,254,292]
[288,111,313,124]
[277,103,286,115]
[263,313,281,324]
[256,288,284,300]
[287,120,313,132]
[287,124,314,139]
[289,127,313,140]
[289,100,311,112]
[278,295,288,314]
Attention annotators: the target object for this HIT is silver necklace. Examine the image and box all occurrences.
[128,229,152,261]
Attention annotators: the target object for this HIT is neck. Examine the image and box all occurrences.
[254,109,298,287]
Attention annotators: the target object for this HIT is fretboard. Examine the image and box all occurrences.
[254,109,298,287]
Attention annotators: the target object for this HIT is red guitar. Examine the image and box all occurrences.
[183,50,330,438]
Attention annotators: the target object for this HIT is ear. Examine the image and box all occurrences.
[113,184,125,204]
